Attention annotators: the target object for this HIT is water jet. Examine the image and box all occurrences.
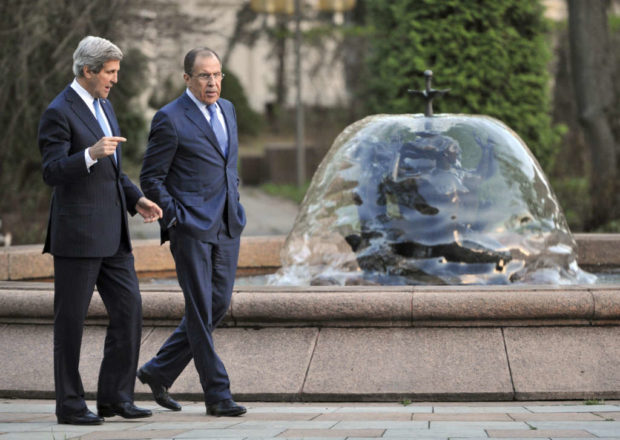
[271,71,595,286]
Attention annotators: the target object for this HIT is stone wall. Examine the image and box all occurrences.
[1,234,619,401]
[1,234,618,281]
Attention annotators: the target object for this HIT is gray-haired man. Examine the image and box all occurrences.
[38,36,161,425]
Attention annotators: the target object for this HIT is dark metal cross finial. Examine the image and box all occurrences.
[408,70,450,117]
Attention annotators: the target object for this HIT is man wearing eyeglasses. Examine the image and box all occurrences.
[138,48,246,417]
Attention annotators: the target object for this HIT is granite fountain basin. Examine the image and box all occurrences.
[0,235,619,401]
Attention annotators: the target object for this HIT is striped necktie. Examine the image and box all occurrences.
[207,103,228,157]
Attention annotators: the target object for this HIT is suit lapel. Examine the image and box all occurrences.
[182,94,226,160]
[64,87,120,172]
[65,87,103,141]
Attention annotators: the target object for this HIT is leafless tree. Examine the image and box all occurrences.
[0,0,213,243]
[0,0,129,242]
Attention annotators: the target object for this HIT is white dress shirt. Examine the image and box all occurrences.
[185,88,227,134]
[70,79,113,170]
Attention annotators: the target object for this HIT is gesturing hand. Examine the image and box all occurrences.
[87,136,127,160]
[136,197,163,223]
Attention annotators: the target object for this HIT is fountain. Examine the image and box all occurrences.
[0,72,617,403]
[270,71,595,286]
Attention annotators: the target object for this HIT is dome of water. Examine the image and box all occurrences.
[270,114,596,286]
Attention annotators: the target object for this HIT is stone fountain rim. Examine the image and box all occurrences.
[1,233,619,326]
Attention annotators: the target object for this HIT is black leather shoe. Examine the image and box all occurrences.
[137,367,182,411]
[57,408,103,425]
[206,399,246,417]
[97,402,152,419]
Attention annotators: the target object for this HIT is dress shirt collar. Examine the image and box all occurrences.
[185,89,222,120]
[71,78,98,117]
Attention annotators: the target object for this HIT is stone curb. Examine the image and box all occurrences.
[1,234,618,281]
[0,235,285,281]
[573,233,620,267]
[1,283,618,326]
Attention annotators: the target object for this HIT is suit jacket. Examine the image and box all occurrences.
[38,85,142,257]
[140,93,246,243]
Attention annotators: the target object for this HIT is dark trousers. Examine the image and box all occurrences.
[142,226,239,404]
[53,248,142,417]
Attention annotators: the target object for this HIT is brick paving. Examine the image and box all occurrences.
[0,400,619,439]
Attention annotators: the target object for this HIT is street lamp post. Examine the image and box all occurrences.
[294,0,305,187]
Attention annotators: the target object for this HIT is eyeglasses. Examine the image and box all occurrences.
[191,72,225,82]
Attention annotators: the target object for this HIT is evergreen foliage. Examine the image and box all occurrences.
[362,0,562,171]
[112,47,150,165]
[221,69,264,136]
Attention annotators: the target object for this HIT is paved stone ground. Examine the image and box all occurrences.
[1,400,619,439]
[128,186,300,240]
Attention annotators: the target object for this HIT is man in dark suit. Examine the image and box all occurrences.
[38,36,162,425]
[137,47,246,417]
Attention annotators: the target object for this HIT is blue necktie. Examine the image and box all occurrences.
[207,104,228,157]
[93,98,117,163]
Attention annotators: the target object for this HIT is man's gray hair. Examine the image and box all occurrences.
[73,36,123,77]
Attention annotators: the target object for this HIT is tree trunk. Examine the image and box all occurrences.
[568,0,618,230]
[223,3,258,67]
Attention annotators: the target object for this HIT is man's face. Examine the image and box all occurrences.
[82,59,120,99]
[184,55,222,105]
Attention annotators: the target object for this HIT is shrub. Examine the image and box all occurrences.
[221,69,264,136]
[362,0,562,171]
[113,47,150,167]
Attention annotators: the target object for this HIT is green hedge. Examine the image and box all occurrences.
[220,69,264,136]
[362,0,562,171]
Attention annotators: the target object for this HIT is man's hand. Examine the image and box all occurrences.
[135,197,163,223]
[88,136,126,160]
